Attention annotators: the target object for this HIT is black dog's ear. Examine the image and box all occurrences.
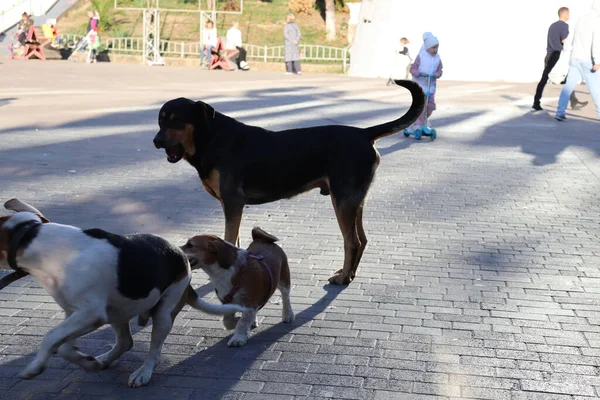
[194,101,215,124]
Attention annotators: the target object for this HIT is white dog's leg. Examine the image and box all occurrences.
[227,308,256,347]
[278,284,294,323]
[20,311,104,379]
[97,322,133,368]
[57,341,103,371]
[128,309,172,388]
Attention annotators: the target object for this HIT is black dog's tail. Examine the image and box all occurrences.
[363,80,425,142]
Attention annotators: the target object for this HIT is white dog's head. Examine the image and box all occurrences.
[0,199,49,269]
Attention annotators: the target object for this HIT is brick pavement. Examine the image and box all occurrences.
[1,61,600,399]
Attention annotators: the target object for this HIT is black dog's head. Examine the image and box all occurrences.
[153,98,215,164]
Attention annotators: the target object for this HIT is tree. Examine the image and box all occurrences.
[288,0,312,15]
[324,0,335,41]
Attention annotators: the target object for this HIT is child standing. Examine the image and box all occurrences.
[387,37,412,85]
[405,32,443,133]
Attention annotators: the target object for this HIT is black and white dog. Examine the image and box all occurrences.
[0,199,244,387]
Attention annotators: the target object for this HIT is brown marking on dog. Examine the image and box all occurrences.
[165,123,196,159]
[4,198,50,223]
[201,169,221,200]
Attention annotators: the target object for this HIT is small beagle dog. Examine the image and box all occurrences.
[0,199,244,387]
[182,227,294,347]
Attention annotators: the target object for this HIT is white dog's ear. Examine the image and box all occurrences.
[4,198,50,223]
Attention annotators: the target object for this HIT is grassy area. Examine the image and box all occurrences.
[58,0,351,47]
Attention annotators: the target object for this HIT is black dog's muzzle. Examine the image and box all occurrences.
[153,131,165,149]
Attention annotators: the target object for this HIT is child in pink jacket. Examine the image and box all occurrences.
[405,32,443,133]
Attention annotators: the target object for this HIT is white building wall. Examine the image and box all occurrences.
[348,0,594,82]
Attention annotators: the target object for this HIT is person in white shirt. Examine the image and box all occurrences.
[201,20,218,68]
[226,21,249,70]
[555,0,600,120]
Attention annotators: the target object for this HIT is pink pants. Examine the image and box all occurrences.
[415,93,436,126]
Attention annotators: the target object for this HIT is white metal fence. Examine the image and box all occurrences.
[63,34,350,71]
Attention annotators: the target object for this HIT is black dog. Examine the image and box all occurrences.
[153,80,424,285]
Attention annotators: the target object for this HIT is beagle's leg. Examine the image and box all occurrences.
[227,307,257,347]
[96,322,133,368]
[20,310,105,379]
[278,261,294,323]
[222,314,240,330]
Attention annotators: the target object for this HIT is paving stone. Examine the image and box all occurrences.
[2,62,600,400]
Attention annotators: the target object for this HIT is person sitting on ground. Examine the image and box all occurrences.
[16,12,34,46]
[201,20,218,68]
[226,21,249,71]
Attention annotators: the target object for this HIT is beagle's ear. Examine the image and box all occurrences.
[4,198,50,223]
[207,238,237,268]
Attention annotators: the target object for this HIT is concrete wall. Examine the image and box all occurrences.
[0,0,58,34]
[348,0,594,82]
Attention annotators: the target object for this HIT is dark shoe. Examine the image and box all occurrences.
[555,114,567,121]
[532,103,543,111]
[571,100,588,110]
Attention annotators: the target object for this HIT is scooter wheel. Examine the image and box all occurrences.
[403,132,410,137]
[430,129,437,140]
[414,130,422,140]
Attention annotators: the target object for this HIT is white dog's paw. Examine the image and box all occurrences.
[227,333,248,347]
[19,362,45,380]
[128,366,153,388]
[80,355,104,371]
[95,354,113,370]
[282,310,295,323]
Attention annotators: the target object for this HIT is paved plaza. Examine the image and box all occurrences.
[1,60,600,400]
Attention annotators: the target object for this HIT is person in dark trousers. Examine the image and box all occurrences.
[284,13,302,75]
[533,7,587,111]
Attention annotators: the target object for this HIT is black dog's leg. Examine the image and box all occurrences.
[351,204,367,279]
[329,196,364,285]
[221,191,245,247]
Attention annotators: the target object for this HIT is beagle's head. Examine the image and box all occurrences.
[153,98,215,164]
[180,234,239,276]
[0,199,49,268]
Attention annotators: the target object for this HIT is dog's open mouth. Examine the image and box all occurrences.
[166,144,185,163]
[189,258,198,269]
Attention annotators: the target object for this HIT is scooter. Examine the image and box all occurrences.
[404,74,437,141]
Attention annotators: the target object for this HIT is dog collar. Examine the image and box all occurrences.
[7,219,40,272]
[217,252,276,308]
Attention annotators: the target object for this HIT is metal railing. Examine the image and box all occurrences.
[62,34,350,71]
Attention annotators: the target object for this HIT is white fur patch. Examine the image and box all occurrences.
[4,212,41,230]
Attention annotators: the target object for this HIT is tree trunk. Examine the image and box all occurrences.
[325,0,336,41]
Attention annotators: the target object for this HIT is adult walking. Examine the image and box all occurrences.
[284,13,302,75]
[533,7,587,111]
[555,0,600,121]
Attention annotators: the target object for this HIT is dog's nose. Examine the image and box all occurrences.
[153,132,165,149]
